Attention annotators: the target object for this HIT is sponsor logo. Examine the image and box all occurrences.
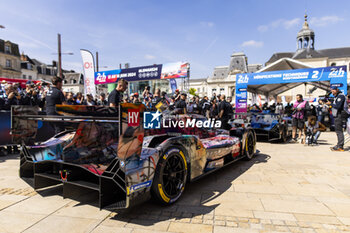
[143,111,222,129]
[129,181,152,194]
[144,111,162,129]
[128,109,140,126]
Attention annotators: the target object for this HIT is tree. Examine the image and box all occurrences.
[189,88,197,96]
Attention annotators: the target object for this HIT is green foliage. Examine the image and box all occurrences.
[189,88,197,96]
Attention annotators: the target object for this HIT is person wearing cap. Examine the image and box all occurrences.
[327,86,348,151]
[97,93,108,106]
[21,80,39,106]
[132,92,141,103]
[83,94,97,106]
[175,93,187,113]
[174,89,181,102]
[108,79,128,107]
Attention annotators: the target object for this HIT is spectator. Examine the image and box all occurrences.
[21,81,39,106]
[193,96,201,114]
[76,92,83,104]
[210,98,218,118]
[97,93,108,106]
[201,96,211,118]
[174,89,181,102]
[3,84,20,110]
[316,99,328,124]
[66,92,76,105]
[218,94,231,130]
[175,93,187,113]
[152,88,161,105]
[83,94,96,106]
[275,102,284,115]
[291,94,310,143]
[108,79,128,107]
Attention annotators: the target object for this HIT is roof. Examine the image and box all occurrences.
[267,47,350,64]
[189,78,207,83]
[248,58,317,96]
[266,52,294,64]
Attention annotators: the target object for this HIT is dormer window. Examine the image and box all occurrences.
[5,44,11,54]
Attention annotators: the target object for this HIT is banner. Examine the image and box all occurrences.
[169,79,177,92]
[235,65,347,113]
[80,49,96,97]
[94,62,189,85]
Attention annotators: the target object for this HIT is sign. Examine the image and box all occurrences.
[169,79,177,92]
[80,49,96,97]
[235,66,347,113]
[95,62,189,85]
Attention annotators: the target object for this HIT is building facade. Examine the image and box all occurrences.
[0,39,21,79]
[188,52,262,98]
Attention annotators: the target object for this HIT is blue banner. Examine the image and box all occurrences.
[169,79,177,92]
[235,66,347,112]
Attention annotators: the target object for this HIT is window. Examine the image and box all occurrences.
[23,74,26,79]
[220,88,225,92]
[27,63,32,70]
[6,59,11,68]
[331,62,336,66]
[212,88,216,92]
[28,75,32,80]
[5,45,11,53]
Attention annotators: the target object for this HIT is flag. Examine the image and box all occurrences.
[80,49,96,97]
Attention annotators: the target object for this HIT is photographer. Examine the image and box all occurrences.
[303,115,326,145]
[21,81,40,106]
[3,84,20,110]
[327,86,349,151]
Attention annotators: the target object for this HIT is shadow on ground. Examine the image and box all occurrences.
[28,152,270,227]
[109,152,270,226]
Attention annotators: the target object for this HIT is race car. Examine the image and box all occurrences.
[12,103,256,209]
[230,112,292,142]
[248,113,292,142]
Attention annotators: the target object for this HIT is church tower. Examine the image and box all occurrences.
[296,14,315,50]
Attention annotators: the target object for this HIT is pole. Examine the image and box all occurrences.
[58,33,62,79]
[96,51,99,72]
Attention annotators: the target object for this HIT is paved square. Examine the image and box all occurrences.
[1,132,350,232]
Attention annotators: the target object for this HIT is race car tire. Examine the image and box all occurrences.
[151,146,188,205]
[244,130,256,160]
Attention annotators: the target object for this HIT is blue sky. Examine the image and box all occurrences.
[0,0,349,79]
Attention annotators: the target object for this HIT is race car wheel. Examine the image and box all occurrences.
[244,130,255,160]
[152,146,187,205]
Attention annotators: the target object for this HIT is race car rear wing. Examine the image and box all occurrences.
[11,103,147,209]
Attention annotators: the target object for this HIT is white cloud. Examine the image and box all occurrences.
[200,21,215,28]
[310,16,344,27]
[241,40,264,48]
[144,54,156,60]
[258,18,301,32]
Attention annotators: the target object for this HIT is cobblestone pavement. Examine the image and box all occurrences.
[1,132,350,232]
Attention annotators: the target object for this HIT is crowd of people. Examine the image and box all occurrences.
[1,76,349,151]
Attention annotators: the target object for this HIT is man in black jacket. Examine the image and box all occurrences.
[46,76,66,134]
[328,87,348,151]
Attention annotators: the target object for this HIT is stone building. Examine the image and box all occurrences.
[0,39,21,79]
[264,14,350,100]
[188,52,262,98]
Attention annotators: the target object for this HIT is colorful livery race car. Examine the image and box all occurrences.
[12,103,256,209]
[249,113,292,142]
